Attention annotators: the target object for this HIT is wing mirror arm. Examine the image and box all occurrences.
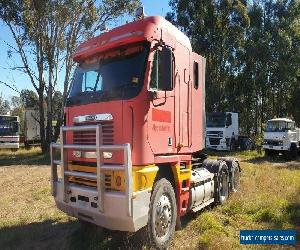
[148,90,157,101]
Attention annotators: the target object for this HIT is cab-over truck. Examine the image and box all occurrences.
[263,118,300,159]
[51,13,241,248]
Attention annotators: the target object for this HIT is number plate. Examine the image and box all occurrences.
[269,145,273,149]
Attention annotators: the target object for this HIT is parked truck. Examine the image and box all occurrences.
[0,115,19,150]
[24,108,41,149]
[50,11,241,248]
[206,112,253,151]
[263,118,300,159]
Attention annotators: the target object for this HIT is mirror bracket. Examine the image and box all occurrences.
[148,90,157,101]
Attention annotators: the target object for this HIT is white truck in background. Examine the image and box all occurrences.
[263,118,300,159]
[24,108,41,149]
[206,112,253,151]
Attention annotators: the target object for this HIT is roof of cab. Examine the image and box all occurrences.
[268,118,294,122]
[73,16,192,62]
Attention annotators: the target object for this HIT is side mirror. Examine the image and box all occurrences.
[158,47,173,91]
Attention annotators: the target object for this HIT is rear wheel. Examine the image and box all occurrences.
[231,167,240,192]
[216,169,229,204]
[148,178,177,249]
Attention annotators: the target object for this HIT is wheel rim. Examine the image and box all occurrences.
[155,193,172,240]
[219,172,228,202]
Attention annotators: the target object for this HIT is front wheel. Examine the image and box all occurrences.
[265,149,276,157]
[284,144,298,160]
[148,178,177,249]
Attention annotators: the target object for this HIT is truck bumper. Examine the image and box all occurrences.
[263,145,289,151]
[54,181,150,232]
[51,125,151,232]
[0,142,19,149]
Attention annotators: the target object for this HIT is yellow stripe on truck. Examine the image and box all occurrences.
[68,163,158,192]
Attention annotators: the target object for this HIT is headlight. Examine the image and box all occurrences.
[278,141,283,146]
[263,140,268,145]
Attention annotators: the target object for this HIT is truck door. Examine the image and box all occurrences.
[175,46,191,148]
[147,46,175,155]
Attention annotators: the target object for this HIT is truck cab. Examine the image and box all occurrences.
[263,118,300,158]
[206,112,238,151]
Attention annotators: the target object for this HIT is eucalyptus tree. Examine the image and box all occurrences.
[0,0,140,151]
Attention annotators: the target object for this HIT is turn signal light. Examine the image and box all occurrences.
[115,176,122,187]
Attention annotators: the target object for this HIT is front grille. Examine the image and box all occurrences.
[209,138,221,145]
[104,173,112,189]
[264,140,282,146]
[206,131,223,137]
[73,121,114,145]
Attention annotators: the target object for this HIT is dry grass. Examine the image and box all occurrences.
[0,149,299,249]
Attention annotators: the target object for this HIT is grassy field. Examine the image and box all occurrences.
[0,148,299,249]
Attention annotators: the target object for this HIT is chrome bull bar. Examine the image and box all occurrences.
[50,125,133,216]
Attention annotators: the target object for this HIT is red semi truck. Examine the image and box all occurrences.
[51,13,240,248]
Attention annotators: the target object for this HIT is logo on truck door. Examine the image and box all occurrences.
[152,108,171,132]
[152,108,171,123]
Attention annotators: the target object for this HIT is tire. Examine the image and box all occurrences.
[148,178,177,249]
[231,166,240,192]
[229,139,236,151]
[216,168,229,204]
[284,144,298,160]
[265,149,276,157]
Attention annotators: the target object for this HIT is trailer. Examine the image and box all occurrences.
[50,9,241,248]
[263,118,300,159]
[24,108,41,149]
[206,112,253,151]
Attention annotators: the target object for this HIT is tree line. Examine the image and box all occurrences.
[0,0,140,152]
[166,0,300,136]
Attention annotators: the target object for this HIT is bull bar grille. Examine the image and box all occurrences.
[50,124,132,216]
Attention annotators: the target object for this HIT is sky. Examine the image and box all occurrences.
[0,0,172,100]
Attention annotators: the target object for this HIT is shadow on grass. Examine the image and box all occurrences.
[0,149,50,167]
[0,219,148,250]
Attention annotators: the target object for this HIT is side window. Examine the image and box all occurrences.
[193,61,199,89]
[150,49,174,90]
[226,113,232,127]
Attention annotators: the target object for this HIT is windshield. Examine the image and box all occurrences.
[0,118,19,136]
[265,121,295,132]
[66,43,149,106]
[206,113,226,128]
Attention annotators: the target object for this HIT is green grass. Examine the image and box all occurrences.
[0,149,299,249]
[0,147,50,166]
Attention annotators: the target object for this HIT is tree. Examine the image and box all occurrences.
[20,89,38,108]
[0,0,140,152]
[167,0,300,135]
[10,96,25,135]
[0,93,10,115]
